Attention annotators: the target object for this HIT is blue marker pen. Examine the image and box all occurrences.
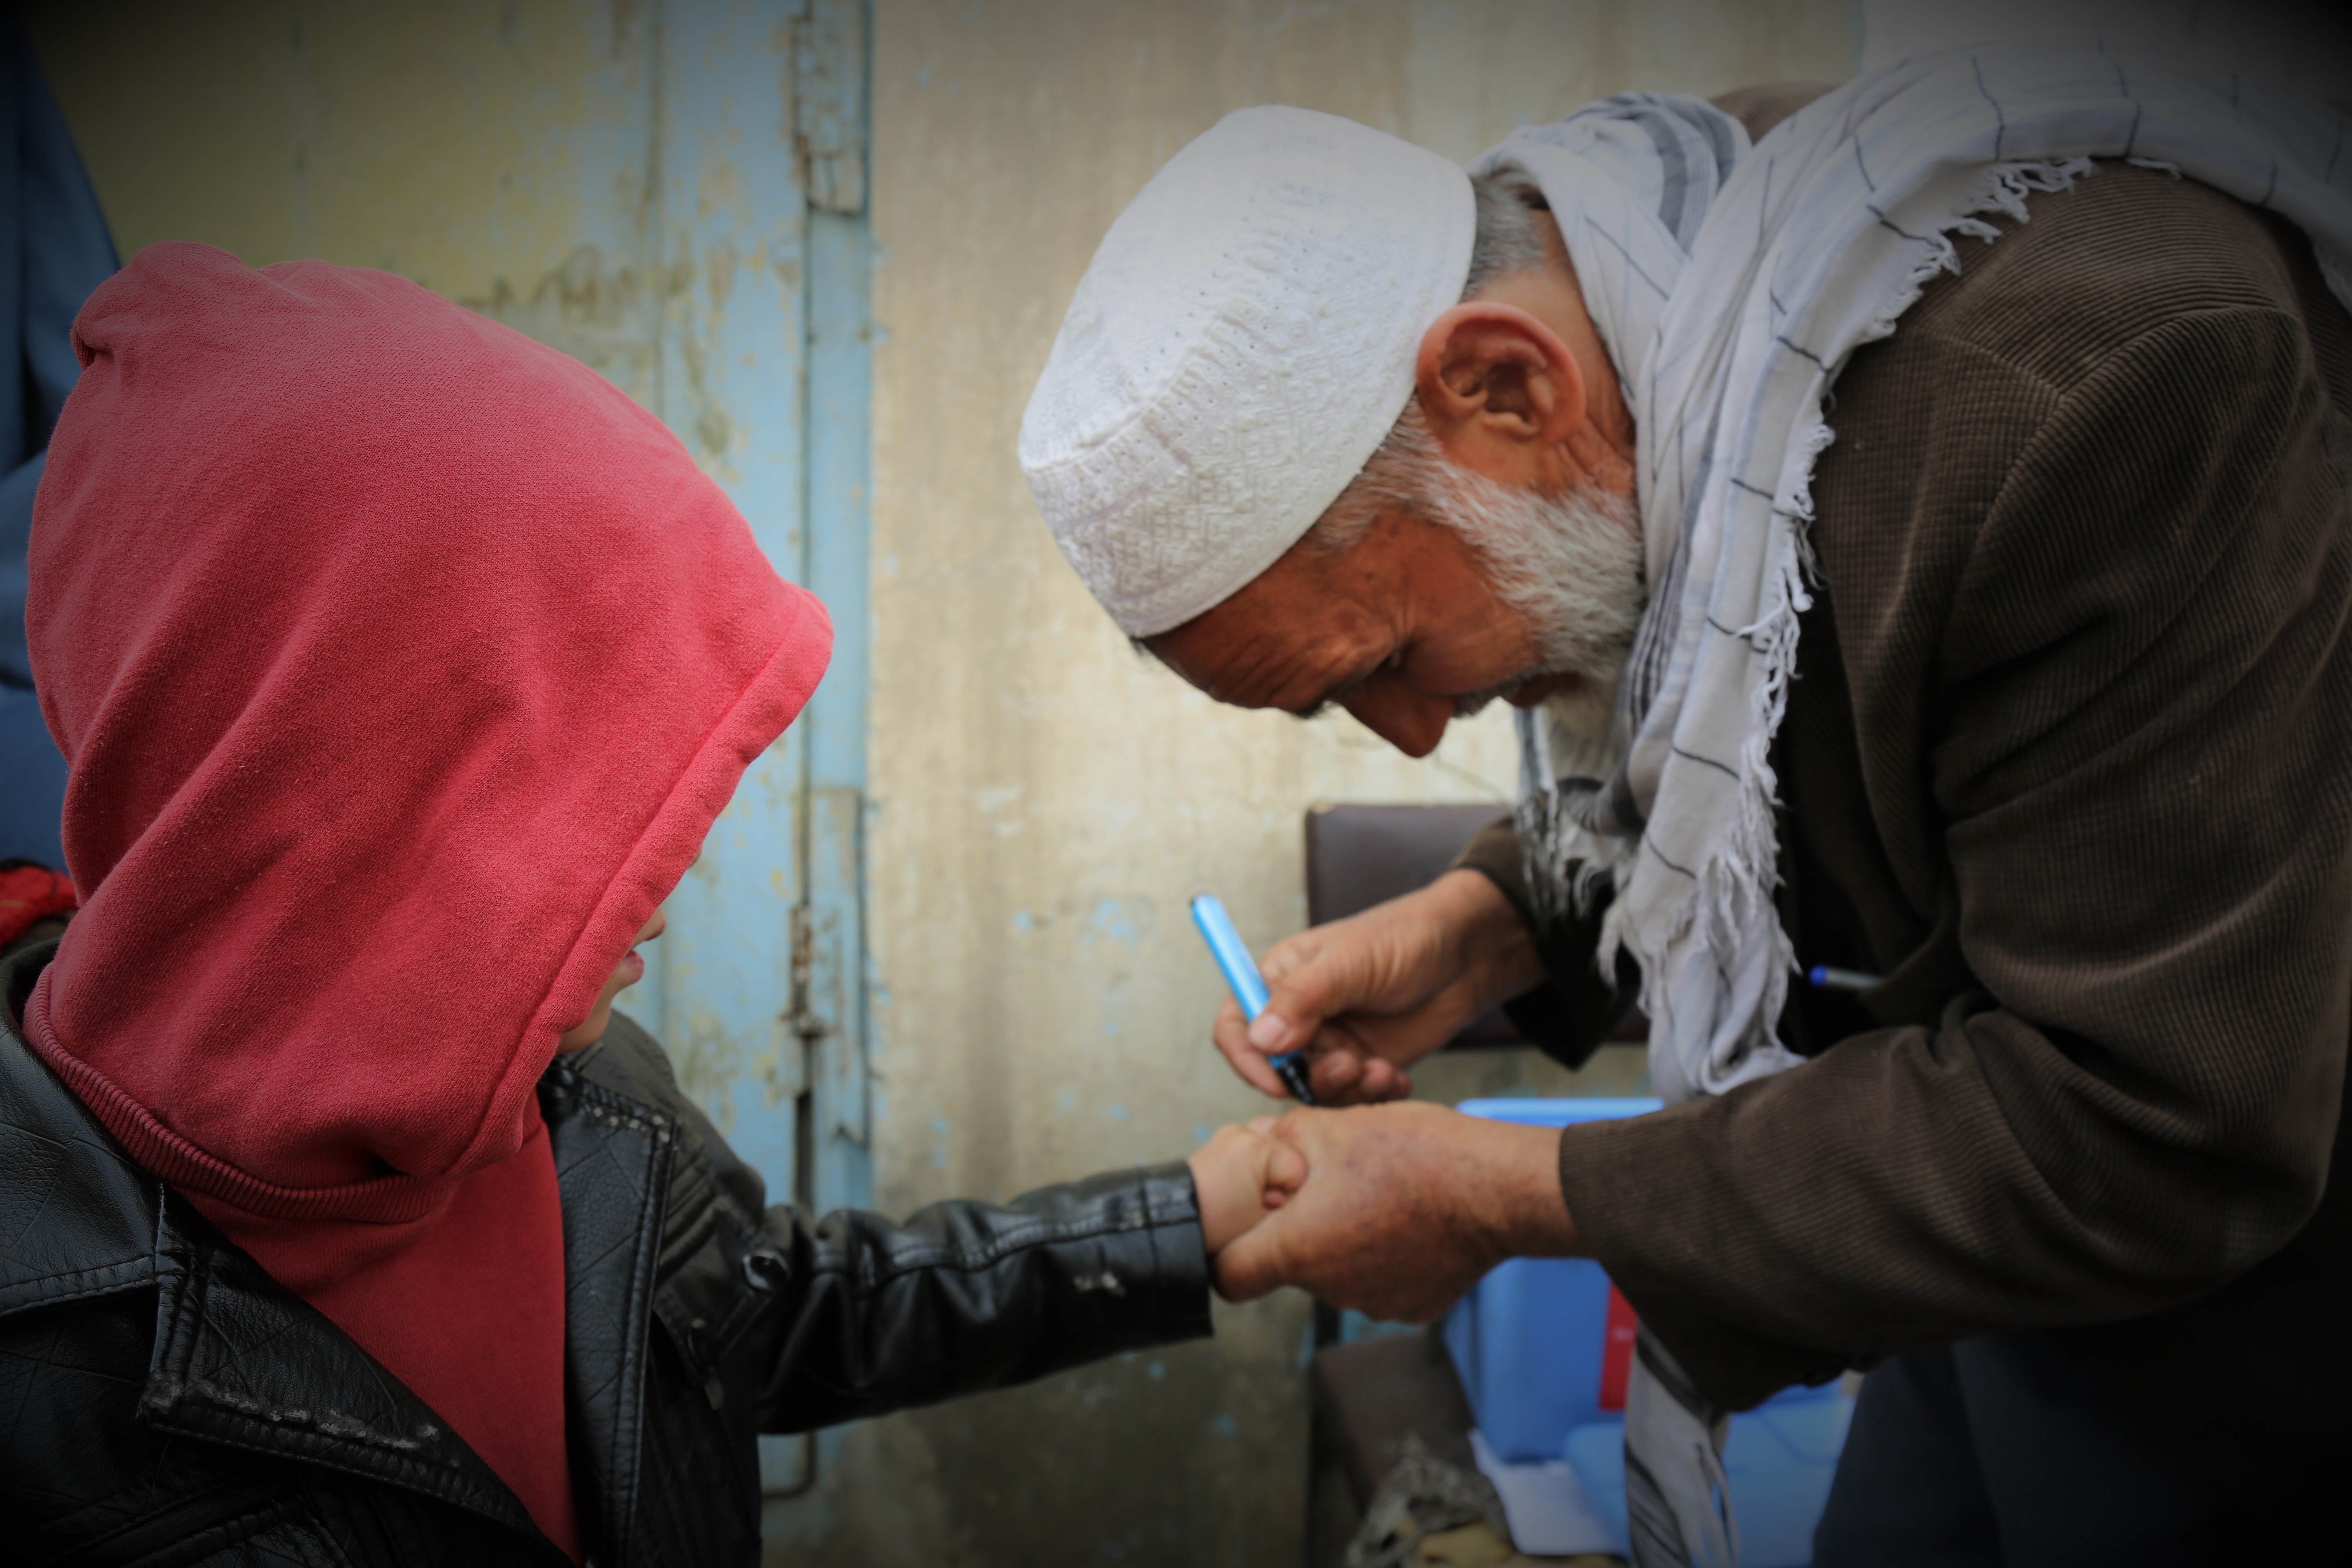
[1189,893,1317,1106]
[1807,964,1882,993]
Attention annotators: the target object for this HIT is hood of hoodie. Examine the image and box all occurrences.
[19,241,831,1552]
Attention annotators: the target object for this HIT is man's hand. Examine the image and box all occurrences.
[1212,869,1546,1105]
[1186,1118,1310,1256]
[1214,1102,1577,1321]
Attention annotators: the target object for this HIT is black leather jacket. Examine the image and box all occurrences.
[0,942,1213,1566]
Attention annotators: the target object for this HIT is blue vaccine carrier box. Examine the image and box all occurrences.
[1443,1096,1851,1567]
[1563,1395,1855,1567]
[1441,1096,1666,1461]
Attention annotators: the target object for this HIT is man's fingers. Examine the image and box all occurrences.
[1212,988,1384,1106]
[1212,1207,1292,1301]
[1253,940,1368,1052]
[1354,1058,1410,1102]
[1212,997,1288,1097]
[1245,1007,1303,1053]
[1308,1047,1364,1099]
[1301,1044,1420,1106]
[1253,933,1320,984]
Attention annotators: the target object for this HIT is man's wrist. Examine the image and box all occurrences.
[1463,1116,1581,1261]
[1427,869,1547,1011]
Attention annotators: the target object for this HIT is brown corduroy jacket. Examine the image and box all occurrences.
[1461,100,2352,1544]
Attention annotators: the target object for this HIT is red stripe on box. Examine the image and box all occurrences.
[1599,1283,1639,1411]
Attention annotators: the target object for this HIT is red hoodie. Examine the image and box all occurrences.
[20,243,832,1558]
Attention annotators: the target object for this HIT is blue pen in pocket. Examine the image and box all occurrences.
[1189,893,1317,1106]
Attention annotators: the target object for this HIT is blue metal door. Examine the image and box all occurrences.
[616,0,873,1500]
[628,0,872,1219]
[624,0,874,1330]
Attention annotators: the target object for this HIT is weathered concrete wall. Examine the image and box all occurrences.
[29,2,669,404]
[1860,0,2352,102]
[837,4,1857,1563]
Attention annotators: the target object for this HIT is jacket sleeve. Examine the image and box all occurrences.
[743,1164,1214,1432]
[1558,243,2352,1408]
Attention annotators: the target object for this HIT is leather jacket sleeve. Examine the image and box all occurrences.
[564,1015,1216,1438]
[741,1164,1213,1432]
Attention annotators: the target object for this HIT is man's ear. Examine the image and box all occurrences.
[1413,303,1587,470]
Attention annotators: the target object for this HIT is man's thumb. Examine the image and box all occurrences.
[1249,954,1349,1053]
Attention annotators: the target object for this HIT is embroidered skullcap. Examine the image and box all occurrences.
[1020,107,1475,637]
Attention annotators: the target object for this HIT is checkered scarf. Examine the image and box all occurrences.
[1476,41,2352,1112]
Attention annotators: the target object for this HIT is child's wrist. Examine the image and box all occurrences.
[1186,1145,1238,1253]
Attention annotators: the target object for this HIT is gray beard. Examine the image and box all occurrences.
[1361,418,1645,728]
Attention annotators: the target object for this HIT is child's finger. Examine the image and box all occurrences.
[1264,1138,1310,1196]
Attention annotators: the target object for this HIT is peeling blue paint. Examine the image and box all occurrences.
[1085,897,1141,947]
[1011,908,1035,932]
[1207,1413,1238,1439]
[1056,1089,1079,1111]
[646,0,816,1199]
[1105,1102,1129,1121]
[628,7,873,1542]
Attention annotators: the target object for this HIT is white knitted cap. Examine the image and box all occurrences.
[1019,107,1476,637]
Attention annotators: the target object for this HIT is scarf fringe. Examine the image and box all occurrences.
[1597,158,2104,1091]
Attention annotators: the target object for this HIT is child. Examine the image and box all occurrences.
[0,244,1299,1567]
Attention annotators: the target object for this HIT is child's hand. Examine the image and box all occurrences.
[1187,1117,1309,1254]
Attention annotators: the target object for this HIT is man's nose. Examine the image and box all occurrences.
[1342,681,1450,759]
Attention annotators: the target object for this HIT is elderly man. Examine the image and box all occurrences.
[1021,43,2351,1568]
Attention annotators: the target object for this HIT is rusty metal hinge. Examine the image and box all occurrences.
[786,902,831,1042]
[794,0,866,216]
